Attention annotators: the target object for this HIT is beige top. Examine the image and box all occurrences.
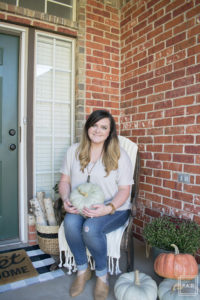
[60,143,134,211]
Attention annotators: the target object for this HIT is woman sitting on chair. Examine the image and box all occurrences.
[59,109,133,300]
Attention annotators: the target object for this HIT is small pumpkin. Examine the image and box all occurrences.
[154,244,198,280]
[114,270,157,300]
[70,182,104,215]
[158,278,200,300]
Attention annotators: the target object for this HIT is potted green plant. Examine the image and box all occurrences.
[143,216,200,260]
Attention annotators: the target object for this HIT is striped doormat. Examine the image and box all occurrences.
[0,245,65,293]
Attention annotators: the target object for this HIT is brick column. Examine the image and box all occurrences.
[28,214,37,246]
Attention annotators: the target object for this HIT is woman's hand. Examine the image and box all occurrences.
[59,174,79,214]
[63,199,79,214]
[82,203,112,218]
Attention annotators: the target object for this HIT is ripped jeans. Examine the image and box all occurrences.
[63,210,130,277]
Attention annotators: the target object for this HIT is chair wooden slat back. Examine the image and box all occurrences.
[118,136,140,271]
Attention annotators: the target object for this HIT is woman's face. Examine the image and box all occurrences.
[88,118,111,146]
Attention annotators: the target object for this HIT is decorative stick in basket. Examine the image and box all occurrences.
[36,191,47,222]
[44,198,57,226]
[30,198,47,226]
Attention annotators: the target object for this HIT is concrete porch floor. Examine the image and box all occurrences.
[0,238,162,300]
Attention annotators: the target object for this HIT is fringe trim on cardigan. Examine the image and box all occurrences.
[58,220,128,275]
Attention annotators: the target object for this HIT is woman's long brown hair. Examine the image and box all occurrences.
[76,110,120,176]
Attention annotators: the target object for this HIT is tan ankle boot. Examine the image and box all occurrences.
[94,277,109,300]
[70,268,92,297]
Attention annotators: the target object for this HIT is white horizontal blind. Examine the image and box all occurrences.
[34,33,73,199]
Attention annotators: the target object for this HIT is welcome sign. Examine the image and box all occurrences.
[0,249,38,285]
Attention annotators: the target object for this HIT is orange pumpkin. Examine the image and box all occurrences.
[154,244,198,280]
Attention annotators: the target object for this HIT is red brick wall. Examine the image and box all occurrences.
[120,0,200,242]
[85,1,120,125]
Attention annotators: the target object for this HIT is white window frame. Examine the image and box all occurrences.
[33,31,75,199]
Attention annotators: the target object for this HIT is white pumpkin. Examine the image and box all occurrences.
[114,270,158,300]
[158,278,199,300]
[70,182,104,215]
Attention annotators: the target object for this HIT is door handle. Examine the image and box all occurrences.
[9,129,16,136]
[9,144,16,151]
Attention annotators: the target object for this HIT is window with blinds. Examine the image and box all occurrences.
[34,33,74,198]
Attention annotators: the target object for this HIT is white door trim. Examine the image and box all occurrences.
[0,22,28,245]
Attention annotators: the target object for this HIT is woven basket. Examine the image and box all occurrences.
[36,224,59,256]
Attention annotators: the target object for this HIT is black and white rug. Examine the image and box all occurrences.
[0,245,65,293]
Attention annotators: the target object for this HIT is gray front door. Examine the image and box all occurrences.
[0,33,19,240]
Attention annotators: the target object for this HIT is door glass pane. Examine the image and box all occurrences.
[19,0,44,12]
[36,36,53,100]
[36,174,52,198]
[47,2,72,20]
[37,36,53,66]
[55,71,71,102]
[55,40,71,70]
[54,103,70,135]
[35,33,73,199]
[54,137,70,171]
[35,101,52,136]
[36,69,53,100]
[35,137,52,172]
[0,0,16,4]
